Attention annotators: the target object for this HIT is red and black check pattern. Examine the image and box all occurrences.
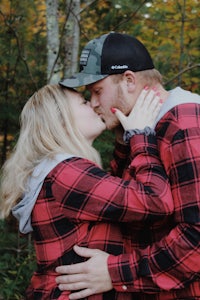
[25,134,173,299]
[108,103,200,299]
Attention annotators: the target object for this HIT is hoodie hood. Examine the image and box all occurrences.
[154,87,200,127]
[12,153,74,234]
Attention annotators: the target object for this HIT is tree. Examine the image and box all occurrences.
[46,0,61,83]
[0,0,43,165]
[79,0,199,91]
[63,0,80,78]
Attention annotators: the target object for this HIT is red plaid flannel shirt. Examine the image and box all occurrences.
[26,134,173,299]
[108,103,200,299]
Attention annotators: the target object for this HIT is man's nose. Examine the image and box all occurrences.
[90,96,99,108]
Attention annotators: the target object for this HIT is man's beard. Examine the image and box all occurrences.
[116,85,131,116]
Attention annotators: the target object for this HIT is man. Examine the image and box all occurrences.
[57,32,200,299]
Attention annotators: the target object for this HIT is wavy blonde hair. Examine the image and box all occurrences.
[0,84,102,218]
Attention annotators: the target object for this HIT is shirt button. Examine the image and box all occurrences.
[122,285,127,290]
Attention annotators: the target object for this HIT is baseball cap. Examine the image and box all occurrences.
[60,32,154,88]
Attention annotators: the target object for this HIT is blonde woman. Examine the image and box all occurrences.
[0,84,172,299]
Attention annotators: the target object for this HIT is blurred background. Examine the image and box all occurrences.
[0,0,199,298]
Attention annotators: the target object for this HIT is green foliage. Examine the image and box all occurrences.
[0,0,47,164]
[94,130,115,171]
[0,220,36,300]
[80,0,200,93]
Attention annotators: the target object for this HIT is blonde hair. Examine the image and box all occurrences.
[0,84,102,218]
[136,69,163,86]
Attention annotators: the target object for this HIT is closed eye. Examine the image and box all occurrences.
[94,89,101,95]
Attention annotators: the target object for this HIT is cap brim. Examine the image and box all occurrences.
[59,72,108,88]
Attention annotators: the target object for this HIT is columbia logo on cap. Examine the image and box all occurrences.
[111,65,128,70]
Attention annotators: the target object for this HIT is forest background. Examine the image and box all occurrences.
[0,0,199,299]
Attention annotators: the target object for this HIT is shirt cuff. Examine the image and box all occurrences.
[123,126,156,144]
[108,254,134,292]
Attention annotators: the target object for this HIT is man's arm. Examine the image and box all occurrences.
[56,222,200,299]
[108,107,200,294]
[107,110,200,294]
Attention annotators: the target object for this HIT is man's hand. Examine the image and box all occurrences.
[55,245,112,299]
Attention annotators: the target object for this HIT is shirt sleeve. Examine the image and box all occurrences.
[110,140,130,177]
[108,107,200,293]
[50,134,173,223]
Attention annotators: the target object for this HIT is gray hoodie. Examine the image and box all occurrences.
[12,153,74,234]
[154,87,200,127]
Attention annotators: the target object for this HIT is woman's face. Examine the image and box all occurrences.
[70,91,106,144]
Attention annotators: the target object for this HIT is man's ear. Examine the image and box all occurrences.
[123,70,136,92]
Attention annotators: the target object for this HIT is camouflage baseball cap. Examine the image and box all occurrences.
[60,32,154,88]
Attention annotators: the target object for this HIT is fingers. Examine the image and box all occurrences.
[144,89,161,111]
[129,86,149,114]
[151,101,162,118]
[56,273,86,285]
[73,245,100,258]
[56,261,87,275]
[113,108,127,127]
[59,281,87,292]
[144,89,162,120]
[56,246,99,274]
[131,86,162,116]
[69,289,93,299]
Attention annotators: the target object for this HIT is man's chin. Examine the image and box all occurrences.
[106,123,119,131]
[108,117,121,129]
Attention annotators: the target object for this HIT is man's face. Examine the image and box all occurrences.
[87,75,132,130]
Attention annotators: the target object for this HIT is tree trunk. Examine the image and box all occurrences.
[64,0,80,78]
[178,0,186,86]
[46,0,60,84]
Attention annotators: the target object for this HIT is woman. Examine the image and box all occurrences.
[0,85,173,299]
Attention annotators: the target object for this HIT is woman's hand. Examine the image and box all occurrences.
[113,87,162,131]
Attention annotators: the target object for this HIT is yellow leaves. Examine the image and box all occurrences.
[26,0,46,37]
[0,0,11,15]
